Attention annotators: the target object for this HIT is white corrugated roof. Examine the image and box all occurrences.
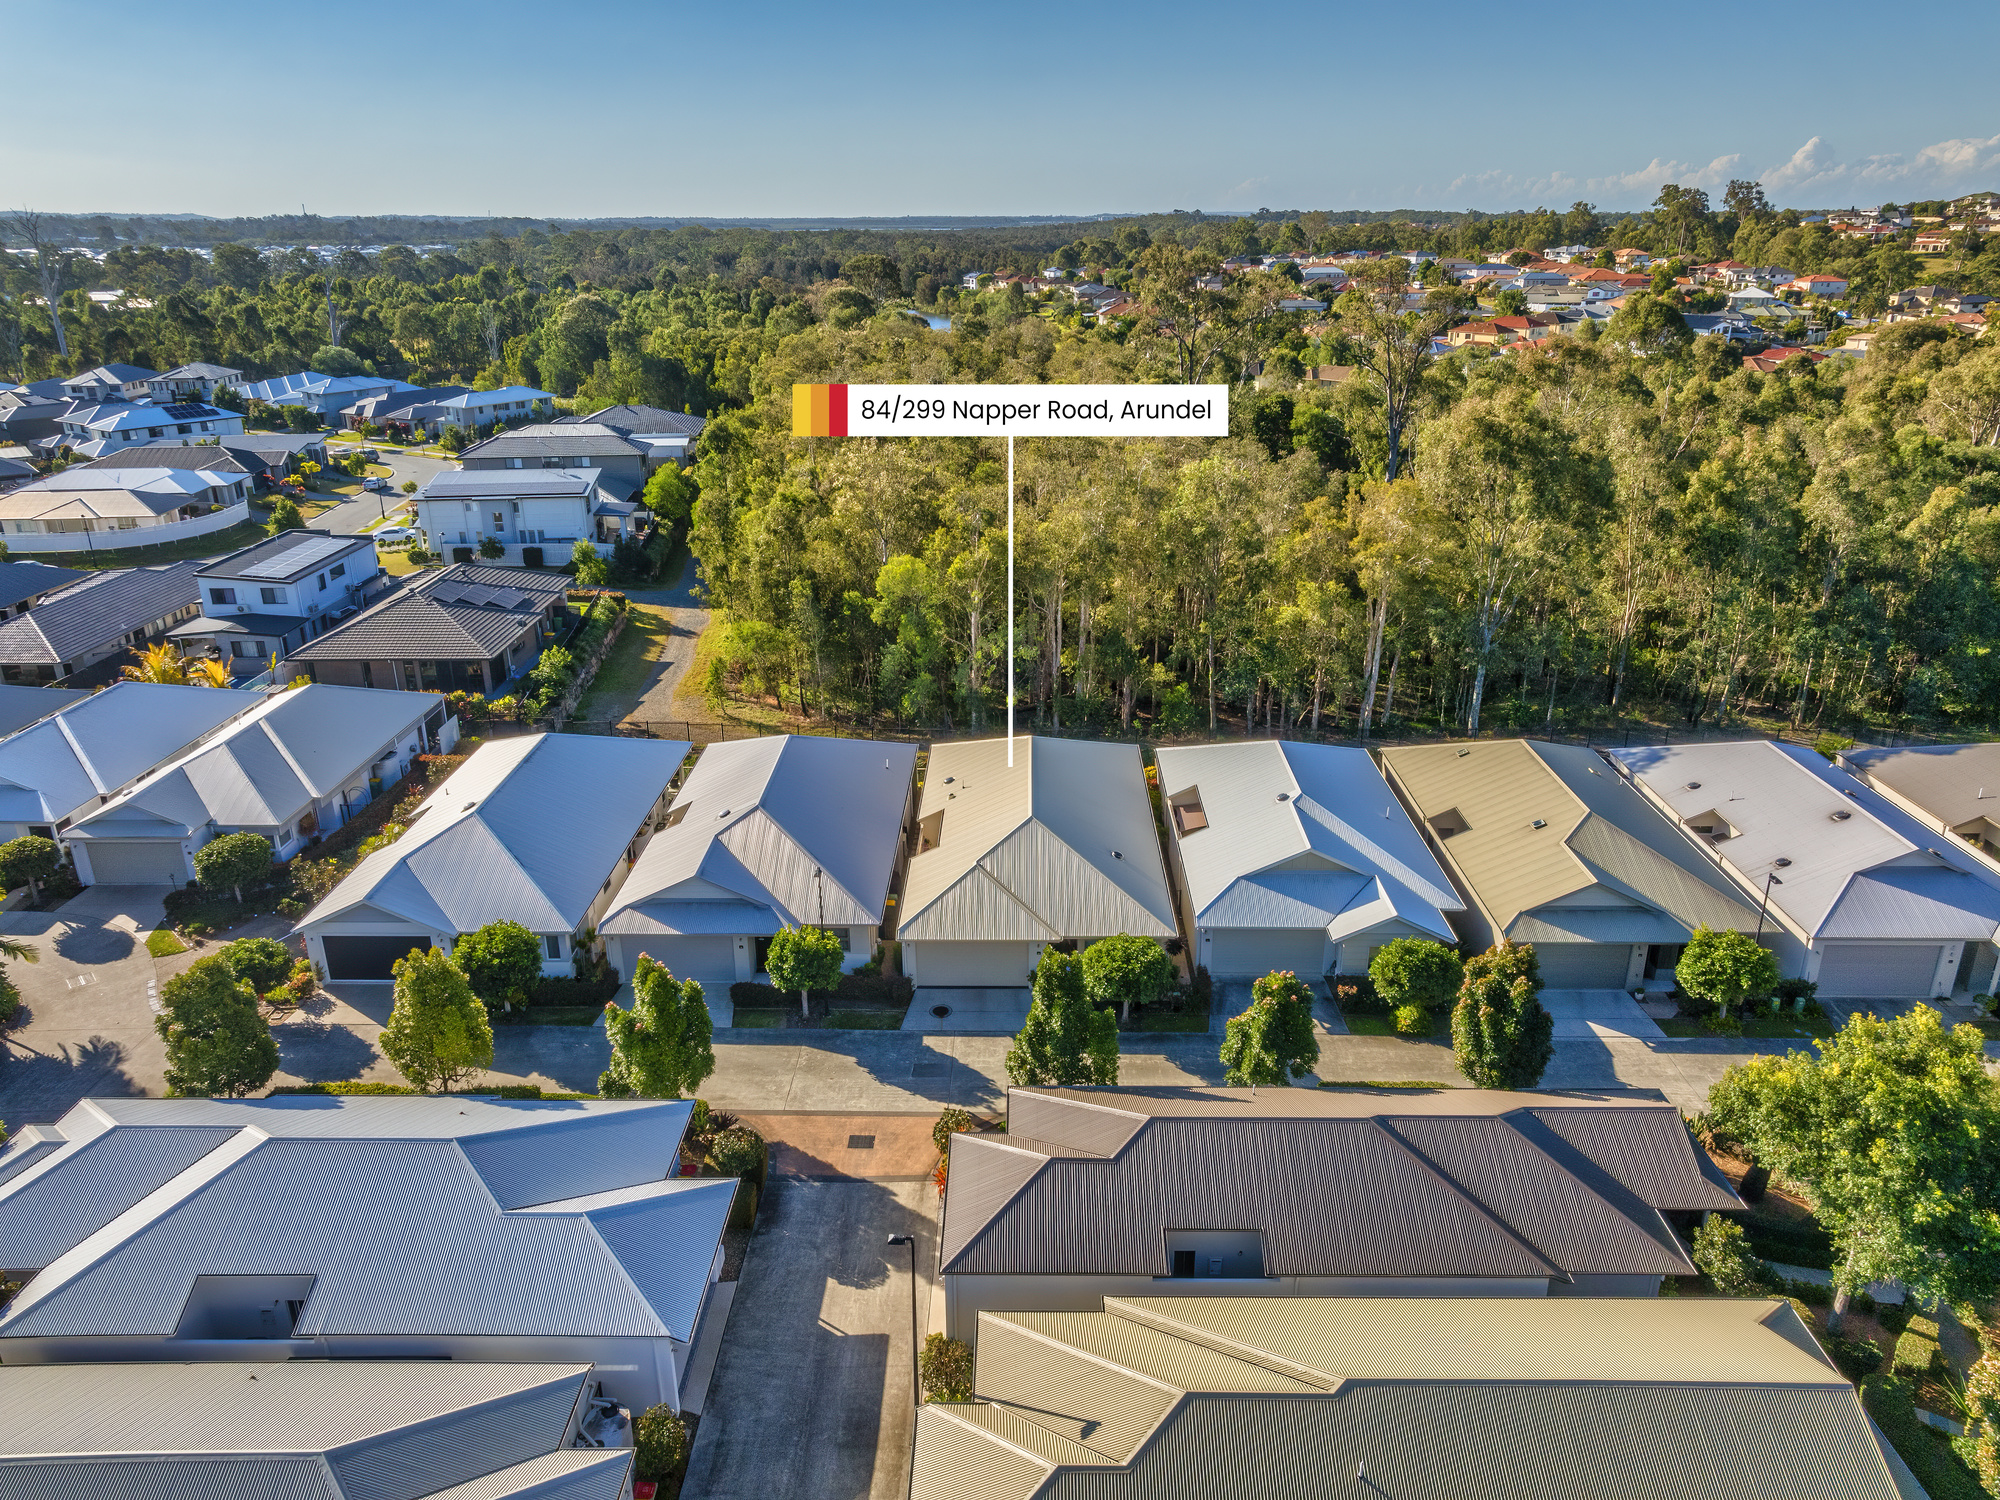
[0,1097,731,1344]
[1609,741,2000,940]
[1155,741,1460,938]
[601,735,916,938]
[299,733,689,936]
[0,681,250,826]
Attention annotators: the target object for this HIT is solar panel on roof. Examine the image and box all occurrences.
[237,535,352,579]
[161,403,211,420]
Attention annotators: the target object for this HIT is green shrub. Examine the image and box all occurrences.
[524,973,620,1006]
[1333,973,1384,1013]
[1692,1216,1767,1296]
[730,980,785,1007]
[933,1106,975,1155]
[709,1125,767,1186]
[919,1333,974,1402]
[1190,964,1213,1009]
[1392,1003,1430,1036]
[218,937,294,995]
[1896,1317,1943,1377]
[1774,976,1819,1012]
[0,972,18,1029]
[1825,1332,1885,1381]
[632,1404,689,1483]
[1370,937,1463,1014]
[1864,1376,1987,1499]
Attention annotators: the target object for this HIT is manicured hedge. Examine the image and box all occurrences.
[1863,1376,1986,1500]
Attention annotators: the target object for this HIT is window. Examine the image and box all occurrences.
[359,660,373,689]
[330,562,345,578]
[316,573,328,591]
[814,925,851,953]
[260,587,284,605]
[508,457,523,469]
[1162,1229,1265,1279]
[545,934,563,959]
[1168,786,1208,835]
[230,640,251,658]
[209,587,236,605]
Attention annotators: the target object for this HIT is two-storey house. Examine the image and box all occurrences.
[414,468,637,567]
[168,531,385,675]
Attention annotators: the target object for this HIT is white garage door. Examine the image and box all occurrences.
[83,840,184,886]
[1207,928,1327,978]
[1530,942,1632,990]
[1816,944,1946,999]
[911,941,1031,989]
[631,936,738,983]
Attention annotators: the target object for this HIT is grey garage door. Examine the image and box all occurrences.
[84,840,184,886]
[1816,944,1945,999]
[912,941,1031,989]
[1530,942,1633,990]
[1207,928,1327,978]
[633,936,738,982]
[322,933,431,982]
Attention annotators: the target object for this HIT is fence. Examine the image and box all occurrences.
[1,500,252,555]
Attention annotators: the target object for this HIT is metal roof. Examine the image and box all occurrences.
[301,732,689,936]
[1380,740,1761,943]
[940,1086,1737,1278]
[1609,740,2000,941]
[212,531,367,581]
[0,681,251,824]
[288,565,567,664]
[458,425,643,461]
[0,684,89,739]
[898,738,1175,943]
[1842,740,2000,835]
[602,735,915,939]
[0,563,202,666]
[913,1297,1901,1500]
[1154,741,1460,939]
[423,469,602,500]
[76,444,250,474]
[67,684,441,839]
[0,1096,731,1343]
[562,405,707,437]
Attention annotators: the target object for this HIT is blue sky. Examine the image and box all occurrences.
[6,0,1998,219]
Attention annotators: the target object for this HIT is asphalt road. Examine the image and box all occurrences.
[307,446,455,535]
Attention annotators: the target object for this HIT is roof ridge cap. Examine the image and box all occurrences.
[923,1402,1075,1471]
[1369,1118,1566,1277]
[1102,1299,1340,1389]
[982,1312,1187,1397]
[50,709,107,794]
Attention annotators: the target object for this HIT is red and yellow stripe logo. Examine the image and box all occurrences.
[791,383,848,437]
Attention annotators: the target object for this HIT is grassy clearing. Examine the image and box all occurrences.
[574,602,671,721]
[145,928,187,958]
[51,519,266,571]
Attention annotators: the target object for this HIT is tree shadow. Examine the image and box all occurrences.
[272,1019,379,1083]
[51,923,135,964]
[487,1025,613,1093]
[0,1034,136,1124]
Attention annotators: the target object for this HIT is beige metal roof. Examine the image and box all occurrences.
[1843,740,2000,834]
[1380,739,1759,940]
[898,738,1175,942]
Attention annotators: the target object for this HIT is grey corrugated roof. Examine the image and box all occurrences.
[420,1451,633,1500]
[941,1087,1736,1277]
[289,564,567,663]
[0,1122,240,1271]
[0,563,201,666]
[199,529,373,582]
[76,443,250,474]
[0,1096,732,1343]
[1842,741,2000,835]
[458,424,643,461]
[0,681,250,825]
[0,683,88,738]
[914,1297,1901,1500]
[563,404,707,437]
[301,733,689,937]
[899,738,1175,942]
[602,735,915,939]
[423,468,601,500]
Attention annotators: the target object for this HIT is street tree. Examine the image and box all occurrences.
[155,954,279,1097]
[1219,970,1320,1087]
[194,832,273,902]
[600,955,714,1098]
[1451,941,1554,1089]
[266,495,304,534]
[380,947,493,1093]
[765,924,844,1019]
[1707,1007,2000,1331]
[1006,948,1118,1087]
[453,920,544,1007]
[1081,933,1176,1022]
[0,835,61,904]
[1676,924,1779,1016]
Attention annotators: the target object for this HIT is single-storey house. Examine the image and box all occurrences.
[216,431,329,484]
[76,441,253,481]
[1154,740,1462,978]
[897,737,1178,991]
[0,391,69,447]
[0,682,90,740]
[0,465,249,544]
[0,456,35,493]
[601,734,919,986]
[457,423,649,490]
[296,731,690,983]
[63,682,448,884]
[170,530,384,675]
[143,362,245,402]
[0,1095,736,1414]
[912,1296,1909,1500]
[414,467,637,567]
[1840,740,2000,883]
[940,1085,1739,1341]
[1610,740,2000,998]
[558,403,707,466]
[279,563,572,695]
[0,681,255,842]
[0,1361,634,1499]
[1379,739,1762,990]
[0,562,203,684]
[337,383,469,435]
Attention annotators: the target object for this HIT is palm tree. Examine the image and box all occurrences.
[121,641,188,685]
[0,938,37,965]
[188,658,233,688]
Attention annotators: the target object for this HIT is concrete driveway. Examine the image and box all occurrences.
[308,449,454,535]
[0,886,169,1125]
[682,1174,935,1500]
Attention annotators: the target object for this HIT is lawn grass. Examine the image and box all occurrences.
[145,928,187,957]
[828,1009,905,1030]
[380,549,427,576]
[1125,1010,1209,1032]
[729,1009,787,1029]
[49,518,266,571]
[1658,1012,1834,1040]
[573,601,671,721]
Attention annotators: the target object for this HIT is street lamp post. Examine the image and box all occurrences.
[887,1233,920,1497]
[1754,871,1785,940]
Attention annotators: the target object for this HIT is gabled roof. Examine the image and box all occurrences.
[0,681,251,826]
[458,424,643,462]
[566,403,707,437]
[76,443,250,474]
[423,467,603,500]
[302,732,690,936]
[913,1296,1902,1500]
[62,364,157,387]
[940,1086,1738,1280]
[1380,739,1760,943]
[0,1360,630,1500]
[286,564,567,662]
[898,737,1175,942]
[0,559,84,611]
[1840,740,2000,836]
[602,734,916,939]
[66,683,440,838]
[0,1096,732,1344]
[1154,741,1460,941]
[1609,740,2000,941]
[0,563,202,666]
[0,683,90,739]
[152,361,244,381]
[0,467,234,521]
[197,528,373,583]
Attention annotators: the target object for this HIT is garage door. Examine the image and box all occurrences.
[1207,928,1326,978]
[1816,944,1946,999]
[83,840,185,886]
[630,936,738,983]
[322,933,432,982]
[1530,942,1633,990]
[911,941,1031,989]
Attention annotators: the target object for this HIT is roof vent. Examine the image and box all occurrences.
[1530,818,1548,830]
[1684,782,1702,790]
[943,776,954,784]
[1831,810,1851,821]
[1774,857,1792,867]
[718,808,731,819]
[1112,849,1125,860]
[1276,792,1290,802]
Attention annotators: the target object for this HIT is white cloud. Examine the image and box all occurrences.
[1759,134,2000,200]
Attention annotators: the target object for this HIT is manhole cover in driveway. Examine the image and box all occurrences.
[847,1135,876,1150]
[930,1004,952,1018]
[911,1061,950,1078]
